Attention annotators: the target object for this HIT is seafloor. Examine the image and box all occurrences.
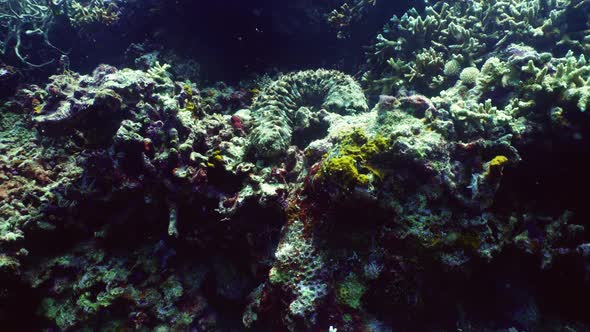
[1,0,590,331]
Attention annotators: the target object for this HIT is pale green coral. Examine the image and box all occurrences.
[31,243,208,330]
[460,67,480,85]
[365,0,579,94]
[444,59,462,77]
[40,298,78,330]
[69,0,119,28]
[476,56,513,91]
[250,69,368,159]
[521,51,590,112]
[147,61,173,84]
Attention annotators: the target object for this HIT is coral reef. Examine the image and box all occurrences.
[29,241,216,330]
[0,0,121,68]
[1,61,284,329]
[2,0,590,331]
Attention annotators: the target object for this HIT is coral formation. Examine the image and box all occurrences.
[459,66,480,86]
[250,69,368,159]
[30,242,214,330]
[2,0,590,331]
[69,0,120,29]
[363,0,584,95]
[315,129,389,194]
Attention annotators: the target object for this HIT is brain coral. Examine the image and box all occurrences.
[250,69,368,159]
[460,67,480,85]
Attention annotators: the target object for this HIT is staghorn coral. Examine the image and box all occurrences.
[250,69,368,159]
[363,0,581,95]
[69,0,120,29]
[520,50,590,112]
[327,0,378,39]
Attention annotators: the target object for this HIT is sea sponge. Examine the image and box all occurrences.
[460,67,480,85]
[316,129,389,192]
[486,155,509,179]
[250,69,368,159]
[321,155,370,189]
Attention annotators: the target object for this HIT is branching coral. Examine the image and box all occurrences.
[0,0,120,68]
[363,0,578,95]
[69,0,119,29]
[327,0,377,39]
[521,51,590,112]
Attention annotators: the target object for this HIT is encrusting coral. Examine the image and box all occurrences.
[0,100,82,276]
